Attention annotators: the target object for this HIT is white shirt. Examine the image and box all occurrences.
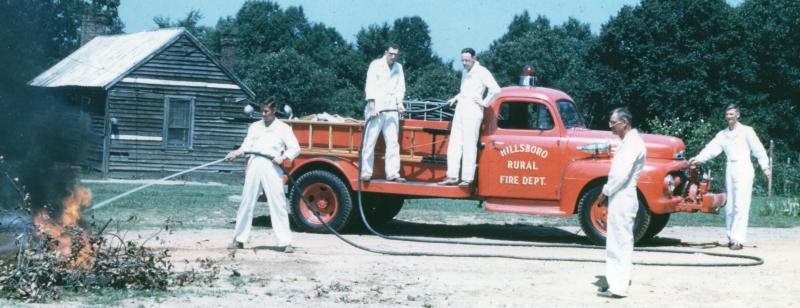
[457,61,501,108]
[695,123,769,169]
[240,119,300,161]
[603,129,647,197]
[365,55,405,111]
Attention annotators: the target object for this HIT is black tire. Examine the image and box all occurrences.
[642,213,670,241]
[576,184,652,245]
[289,170,354,233]
[356,193,404,226]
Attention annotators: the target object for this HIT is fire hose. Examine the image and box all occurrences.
[87,104,763,266]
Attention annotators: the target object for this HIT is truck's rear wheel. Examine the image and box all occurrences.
[357,193,404,226]
[289,170,353,233]
[577,184,652,245]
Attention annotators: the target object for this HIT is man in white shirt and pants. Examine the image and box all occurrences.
[225,101,300,253]
[361,43,406,182]
[439,48,500,187]
[595,107,646,299]
[690,104,771,250]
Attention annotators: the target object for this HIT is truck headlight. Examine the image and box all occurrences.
[663,174,675,195]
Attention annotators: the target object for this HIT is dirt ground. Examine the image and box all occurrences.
[75,220,799,308]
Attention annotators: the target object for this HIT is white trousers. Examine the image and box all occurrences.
[233,156,292,247]
[605,189,638,296]
[446,100,483,182]
[361,107,401,179]
[725,162,754,245]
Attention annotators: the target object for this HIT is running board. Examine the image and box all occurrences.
[352,179,472,198]
[484,199,568,216]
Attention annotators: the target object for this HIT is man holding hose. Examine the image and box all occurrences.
[225,100,300,253]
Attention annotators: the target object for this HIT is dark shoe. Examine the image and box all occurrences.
[730,243,743,250]
[597,280,631,292]
[282,245,295,253]
[387,175,406,183]
[458,181,472,187]
[597,290,626,299]
[227,241,244,250]
[438,178,459,185]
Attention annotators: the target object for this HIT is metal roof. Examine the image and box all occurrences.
[27,28,255,98]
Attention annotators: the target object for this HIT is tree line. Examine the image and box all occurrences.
[2,0,798,196]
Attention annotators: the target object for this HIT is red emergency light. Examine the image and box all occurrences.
[519,65,536,87]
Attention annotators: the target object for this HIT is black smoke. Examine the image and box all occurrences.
[0,86,81,213]
[0,1,87,216]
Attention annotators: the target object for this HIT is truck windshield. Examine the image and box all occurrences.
[557,100,586,128]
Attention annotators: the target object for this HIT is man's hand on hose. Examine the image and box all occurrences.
[272,156,285,165]
[225,150,243,161]
[595,193,608,208]
[447,97,458,107]
[397,102,406,114]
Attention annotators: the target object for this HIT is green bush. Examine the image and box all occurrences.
[758,198,800,217]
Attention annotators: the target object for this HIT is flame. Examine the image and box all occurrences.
[32,186,94,269]
[62,186,91,227]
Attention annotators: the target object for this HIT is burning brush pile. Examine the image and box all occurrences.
[0,161,211,302]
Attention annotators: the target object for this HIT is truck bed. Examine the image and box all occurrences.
[285,118,469,196]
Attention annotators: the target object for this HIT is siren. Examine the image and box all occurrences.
[519,65,537,86]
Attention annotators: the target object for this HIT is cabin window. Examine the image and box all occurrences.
[497,101,554,130]
[163,96,195,149]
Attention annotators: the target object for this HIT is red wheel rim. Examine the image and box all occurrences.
[590,200,608,234]
[299,183,338,224]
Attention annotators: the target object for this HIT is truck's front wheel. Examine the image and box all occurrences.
[289,170,353,233]
[577,184,652,245]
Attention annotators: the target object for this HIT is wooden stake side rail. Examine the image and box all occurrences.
[285,119,446,163]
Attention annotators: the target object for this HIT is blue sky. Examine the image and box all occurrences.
[119,0,743,63]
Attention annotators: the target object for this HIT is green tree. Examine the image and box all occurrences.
[480,13,601,124]
[390,16,439,71]
[240,48,348,116]
[589,0,754,127]
[738,0,800,150]
[405,62,460,100]
[356,23,391,60]
[203,1,367,117]
[153,9,212,42]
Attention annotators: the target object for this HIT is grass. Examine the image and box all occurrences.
[668,196,800,228]
[84,182,241,230]
[83,179,798,231]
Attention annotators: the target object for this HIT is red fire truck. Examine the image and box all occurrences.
[279,73,724,244]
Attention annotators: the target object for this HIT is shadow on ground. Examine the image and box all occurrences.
[248,215,699,248]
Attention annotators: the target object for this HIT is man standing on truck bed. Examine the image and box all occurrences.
[225,100,300,253]
[439,47,500,187]
[689,104,771,251]
[361,43,406,182]
[594,107,646,299]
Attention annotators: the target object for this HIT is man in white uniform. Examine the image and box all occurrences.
[595,107,646,299]
[439,48,500,187]
[361,43,406,182]
[225,101,300,253]
[689,104,770,250]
